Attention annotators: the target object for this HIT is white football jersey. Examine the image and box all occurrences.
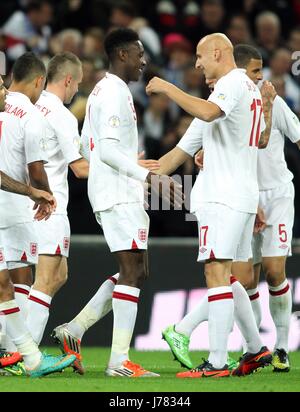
[177,117,204,157]
[0,92,47,228]
[35,91,82,215]
[82,73,144,212]
[257,95,300,190]
[177,117,205,214]
[201,68,264,214]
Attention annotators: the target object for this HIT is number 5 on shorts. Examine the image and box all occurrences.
[279,224,287,243]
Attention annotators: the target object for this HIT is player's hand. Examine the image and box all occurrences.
[29,187,57,221]
[146,77,170,96]
[146,172,184,208]
[260,80,276,110]
[194,150,204,169]
[138,151,160,171]
[254,206,266,233]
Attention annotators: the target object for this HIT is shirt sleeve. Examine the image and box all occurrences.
[24,111,48,164]
[52,110,82,164]
[208,76,241,118]
[92,83,124,142]
[272,96,300,143]
[177,118,204,156]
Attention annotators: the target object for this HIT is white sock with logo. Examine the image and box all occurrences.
[109,284,140,368]
[269,279,292,351]
[26,289,52,345]
[207,287,234,369]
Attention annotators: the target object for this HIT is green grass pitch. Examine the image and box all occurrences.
[0,348,299,392]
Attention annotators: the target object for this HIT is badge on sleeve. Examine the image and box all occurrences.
[217,93,226,100]
[109,115,121,128]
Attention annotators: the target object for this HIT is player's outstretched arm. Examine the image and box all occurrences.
[137,151,160,172]
[146,77,222,122]
[156,147,191,175]
[258,81,276,149]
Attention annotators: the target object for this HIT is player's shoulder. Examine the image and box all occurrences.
[90,73,127,99]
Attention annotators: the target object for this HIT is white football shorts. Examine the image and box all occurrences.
[195,203,255,262]
[95,202,149,252]
[0,231,7,271]
[34,214,70,257]
[1,221,38,267]
[252,182,294,264]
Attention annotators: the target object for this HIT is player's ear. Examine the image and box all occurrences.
[214,49,221,61]
[119,48,128,62]
[35,75,45,89]
[65,74,72,87]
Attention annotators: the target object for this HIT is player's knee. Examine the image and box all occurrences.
[54,269,68,289]
[0,273,14,300]
[264,263,285,287]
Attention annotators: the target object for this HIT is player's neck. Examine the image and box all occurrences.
[215,62,237,81]
[46,84,64,102]
[109,67,129,84]
[9,82,34,103]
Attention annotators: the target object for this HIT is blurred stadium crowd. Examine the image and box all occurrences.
[1,0,300,237]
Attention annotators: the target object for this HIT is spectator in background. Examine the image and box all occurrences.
[2,0,53,60]
[288,26,300,52]
[154,0,201,42]
[226,14,253,45]
[51,29,82,55]
[143,93,171,160]
[110,1,162,65]
[255,11,284,65]
[198,0,226,38]
[163,33,193,118]
[69,58,100,130]
[82,28,105,62]
[183,64,205,98]
[263,48,300,114]
[129,17,162,65]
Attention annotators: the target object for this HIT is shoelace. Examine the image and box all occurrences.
[276,349,287,362]
[0,350,12,358]
[191,358,210,372]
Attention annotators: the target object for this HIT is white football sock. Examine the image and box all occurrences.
[269,279,292,352]
[67,273,119,340]
[14,284,30,319]
[230,276,262,354]
[0,300,41,369]
[109,284,140,368]
[2,284,31,352]
[207,286,234,369]
[175,294,208,337]
[26,289,52,345]
[247,287,262,329]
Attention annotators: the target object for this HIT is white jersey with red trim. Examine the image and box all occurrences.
[257,95,300,190]
[0,92,47,228]
[35,91,82,215]
[82,72,144,212]
[202,68,265,213]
